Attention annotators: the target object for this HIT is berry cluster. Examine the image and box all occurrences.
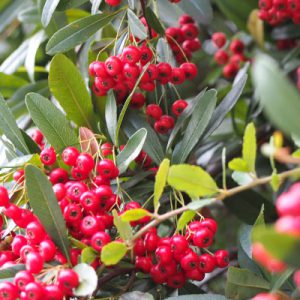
[166,15,201,64]
[212,33,249,79]
[134,218,229,288]
[258,0,300,25]
[89,45,197,102]
[252,182,300,290]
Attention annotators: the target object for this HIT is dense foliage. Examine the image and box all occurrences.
[0,0,300,299]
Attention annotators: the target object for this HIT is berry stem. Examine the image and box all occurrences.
[133,167,300,241]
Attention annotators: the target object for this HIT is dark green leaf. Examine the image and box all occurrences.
[105,90,117,144]
[46,12,120,55]
[127,9,147,40]
[0,93,29,154]
[0,265,25,279]
[49,54,97,129]
[253,54,300,138]
[57,0,89,10]
[101,242,127,265]
[145,7,165,36]
[166,296,229,300]
[25,165,70,262]
[21,131,41,154]
[116,128,147,174]
[25,93,79,152]
[271,24,300,40]
[120,292,154,300]
[225,267,270,300]
[168,164,219,197]
[123,110,165,165]
[172,89,217,163]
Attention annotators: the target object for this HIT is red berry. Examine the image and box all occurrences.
[294,270,300,287]
[214,50,229,65]
[0,282,18,300]
[24,282,44,300]
[192,228,214,248]
[39,239,56,262]
[12,235,27,256]
[30,129,44,146]
[170,67,186,85]
[105,56,123,76]
[25,252,44,274]
[57,269,79,290]
[212,32,227,48]
[229,39,245,54]
[13,169,25,183]
[14,270,34,291]
[64,204,83,223]
[199,253,216,273]
[160,115,175,129]
[140,45,153,65]
[180,62,198,80]
[105,0,121,6]
[76,153,94,173]
[135,256,152,273]
[259,0,273,10]
[26,221,45,244]
[97,159,119,179]
[181,23,199,40]
[167,272,186,288]
[91,231,111,252]
[134,239,146,256]
[154,119,170,134]
[157,62,172,83]
[81,215,104,237]
[166,27,184,44]
[171,234,189,254]
[200,218,218,234]
[223,63,239,79]
[172,99,188,116]
[144,232,159,252]
[0,186,10,207]
[179,14,195,25]
[80,191,100,212]
[252,293,279,300]
[95,76,115,91]
[44,284,64,300]
[214,249,229,268]
[40,147,56,166]
[180,250,199,271]
[276,183,300,217]
[122,46,141,64]
[275,216,300,237]
[155,245,173,265]
[150,265,167,284]
[185,268,205,281]
[49,168,69,184]
[146,104,163,120]
[53,183,66,201]
[130,93,146,109]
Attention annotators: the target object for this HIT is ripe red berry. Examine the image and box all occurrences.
[52,183,66,201]
[24,282,44,300]
[160,115,175,129]
[229,39,245,54]
[212,32,227,48]
[30,129,44,146]
[294,270,300,287]
[192,228,214,248]
[49,168,69,184]
[134,239,146,256]
[64,204,83,223]
[200,218,218,234]
[179,14,195,25]
[80,191,100,212]
[39,239,56,262]
[181,23,199,40]
[185,268,205,281]
[180,250,199,271]
[171,234,189,254]
[144,232,159,252]
[276,183,300,217]
[172,99,188,116]
[199,253,216,273]
[75,153,94,173]
[140,45,153,65]
[105,0,121,6]
[154,119,170,134]
[26,221,45,244]
[97,159,119,179]
[44,284,64,300]
[130,93,146,109]
[40,147,56,166]
[14,270,34,291]
[150,265,167,284]
[214,50,229,65]
[81,215,104,237]
[0,186,10,207]
[275,216,300,237]
[180,62,198,80]
[214,249,230,268]
[0,282,18,300]
[146,104,163,120]
[135,256,152,273]
[223,63,239,79]
[122,46,141,64]
[167,272,186,288]
[105,56,123,76]
[13,169,25,183]
[57,269,79,290]
[155,245,173,265]
[91,231,111,251]
[170,67,186,85]
[25,252,44,274]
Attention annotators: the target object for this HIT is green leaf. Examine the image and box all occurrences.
[166,295,229,300]
[105,90,117,143]
[0,93,29,154]
[81,247,97,264]
[0,265,25,279]
[187,198,217,211]
[145,7,165,36]
[252,54,300,138]
[178,0,213,25]
[25,93,79,152]
[57,0,88,10]
[252,225,300,268]
[167,164,219,197]
[101,242,127,266]
[172,89,217,163]
[271,171,280,192]
[73,263,97,297]
[0,73,28,98]
[49,54,97,129]
[228,158,249,172]
[242,123,256,173]
[116,128,147,174]
[156,38,176,67]
[46,12,120,55]
[120,292,154,300]
[127,9,147,40]
[41,0,61,27]
[225,267,270,299]
[123,110,165,165]
[177,210,196,231]
[271,23,300,40]
[112,210,133,242]
[121,208,150,222]
[25,165,70,262]
[153,158,170,212]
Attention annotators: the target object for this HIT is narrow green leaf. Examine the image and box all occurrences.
[228,158,249,172]
[81,247,97,264]
[156,38,176,67]
[168,164,219,197]
[166,295,229,300]
[57,0,89,10]
[242,123,256,173]
[187,198,217,211]
[73,263,97,296]
[177,210,196,231]
[145,7,165,36]
[172,89,217,163]
[271,171,280,192]
[0,73,28,98]
[0,265,25,279]
[46,12,120,55]
[112,210,133,242]
[153,159,170,212]
[127,9,147,40]
[253,54,300,138]
[116,128,147,174]
[121,208,150,222]
[123,110,165,165]
[225,267,270,299]
[0,93,29,154]
[101,242,127,265]
[105,90,117,143]
[41,0,61,27]
[49,54,97,129]
[25,165,70,262]
[25,93,79,152]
